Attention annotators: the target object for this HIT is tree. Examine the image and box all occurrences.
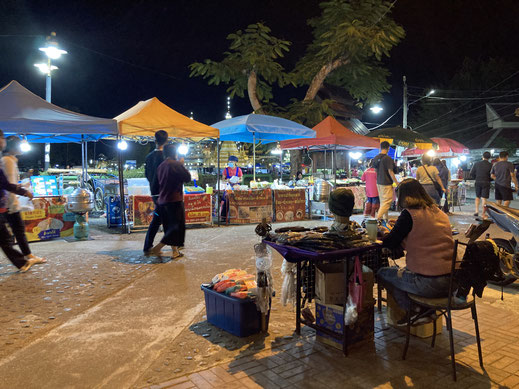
[189,23,290,113]
[190,0,404,123]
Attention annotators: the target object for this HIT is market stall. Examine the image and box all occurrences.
[0,80,118,240]
[114,97,220,231]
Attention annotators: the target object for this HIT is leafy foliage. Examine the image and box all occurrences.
[189,23,290,104]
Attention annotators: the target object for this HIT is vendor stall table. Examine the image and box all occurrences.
[265,240,387,355]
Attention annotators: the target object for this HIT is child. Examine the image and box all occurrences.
[328,188,355,232]
[361,161,379,218]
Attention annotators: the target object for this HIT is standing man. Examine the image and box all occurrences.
[491,151,518,207]
[150,144,191,259]
[0,130,37,272]
[470,151,492,218]
[143,130,168,255]
[372,141,398,220]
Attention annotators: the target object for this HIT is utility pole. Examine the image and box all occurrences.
[402,75,408,129]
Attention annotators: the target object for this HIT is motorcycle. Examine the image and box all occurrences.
[465,201,519,286]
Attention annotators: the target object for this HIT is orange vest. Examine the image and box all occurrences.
[402,207,453,276]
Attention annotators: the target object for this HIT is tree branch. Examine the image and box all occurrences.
[303,58,350,101]
[247,70,263,112]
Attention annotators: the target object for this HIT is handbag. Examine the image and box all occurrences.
[349,256,365,312]
[423,166,443,196]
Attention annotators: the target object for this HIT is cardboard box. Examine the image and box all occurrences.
[315,299,375,350]
[386,293,442,338]
[315,263,374,305]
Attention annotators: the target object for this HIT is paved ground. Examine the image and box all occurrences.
[0,197,519,388]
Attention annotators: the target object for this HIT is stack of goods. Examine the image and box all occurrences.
[266,224,370,252]
[184,186,205,194]
[210,269,257,299]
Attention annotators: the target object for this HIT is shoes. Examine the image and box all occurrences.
[473,213,479,217]
[25,254,46,264]
[19,258,38,273]
[145,247,165,257]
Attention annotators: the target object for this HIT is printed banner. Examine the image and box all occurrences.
[337,185,367,210]
[21,197,74,242]
[185,193,212,224]
[227,189,272,224]
[132,195,155,227]
[273,189,306,222]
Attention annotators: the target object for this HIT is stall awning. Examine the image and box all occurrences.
[0,80,118,142]
[280,116,379,150]
[402,137,469,157]
[115,97,219,139]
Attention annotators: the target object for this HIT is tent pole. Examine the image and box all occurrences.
[216,137,221,226]
[279,150,283,183]
[333,145,337,187]
[324,150,327,180]
[117,136,127,233]
[253,132,256,181]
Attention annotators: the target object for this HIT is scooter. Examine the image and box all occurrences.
[465,201,519,286]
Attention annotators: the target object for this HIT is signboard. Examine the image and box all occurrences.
[273,189,306,222]
[185,193,212,224]
[132,195,155,227]
[227,189,272,224]
[30,176,60,197]
[21,197,74,241]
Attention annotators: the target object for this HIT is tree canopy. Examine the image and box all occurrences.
[189,0,404,127]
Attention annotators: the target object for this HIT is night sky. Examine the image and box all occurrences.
[2,0,519,166]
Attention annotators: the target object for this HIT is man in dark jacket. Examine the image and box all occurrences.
[143,130,168,254]
[149,143,191,259]
[0,130,37,272]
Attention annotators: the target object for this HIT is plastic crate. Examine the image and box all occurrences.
[201,285,263,337]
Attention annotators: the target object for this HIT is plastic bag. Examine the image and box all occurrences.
[349,256,364,313]
[280,259,297,306]
[18,196,34,212]
[344,295,358,325]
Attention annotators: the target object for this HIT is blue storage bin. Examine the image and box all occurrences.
[201,285,264,337]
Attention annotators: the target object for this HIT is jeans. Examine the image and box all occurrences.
[160,201,186,247]
[143,204,162,252]
[6,212,31,256]
[0,213,27,269]
[377,266,450,310]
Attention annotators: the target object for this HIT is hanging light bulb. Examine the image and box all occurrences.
[20,139,31,152]
[117,140,128,150]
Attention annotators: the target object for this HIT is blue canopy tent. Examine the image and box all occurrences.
[365,147,397,159]
[0,80,118,182]
[211,114,315,179]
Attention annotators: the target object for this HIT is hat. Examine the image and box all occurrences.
[328,188,355,217]
[228,155,238,162]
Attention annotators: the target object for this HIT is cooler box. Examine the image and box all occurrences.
[201,285,263,337]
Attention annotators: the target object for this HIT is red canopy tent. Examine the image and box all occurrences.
[402,137,469,158]
[280,116,380,150]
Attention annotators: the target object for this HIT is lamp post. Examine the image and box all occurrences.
[34,32,67,170]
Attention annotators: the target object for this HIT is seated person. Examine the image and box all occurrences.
[328,188,355,232]
[377,178,454,322]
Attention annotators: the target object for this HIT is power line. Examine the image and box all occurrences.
[413,69,519,131]
[409,92,519,101]
[367,105,403,130]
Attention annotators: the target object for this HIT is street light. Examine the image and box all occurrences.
[369,105,383,114]
[34,32,67,170]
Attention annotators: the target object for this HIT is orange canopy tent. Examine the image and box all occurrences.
[114,97,219,139]
[280,116,380,150]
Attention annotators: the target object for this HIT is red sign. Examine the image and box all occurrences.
[132,195,155,227]
[227,189,272,224]
[184,193,212,224]
[273,189,306,222]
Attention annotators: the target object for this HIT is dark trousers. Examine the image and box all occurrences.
[160,201,186,247]
[6,212,31,256]
[143,204,162,252]
[0,213,27,269]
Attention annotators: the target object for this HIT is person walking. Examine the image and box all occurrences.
[361,160,379,218]
[0,130,38,272]
[470,151,492,218]
[491,150,518,207]
[2,136,45,263]
[143,130,168,254]
[416,154,446,205]
[149,144,191,259]
[372,141,398,220]
[434,158,451,213]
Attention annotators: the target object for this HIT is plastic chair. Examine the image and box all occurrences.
[401,240,483,381]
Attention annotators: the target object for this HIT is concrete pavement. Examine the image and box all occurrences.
[0,203,518,388]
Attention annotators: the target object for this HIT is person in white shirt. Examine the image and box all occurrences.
[2,136,45,264]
